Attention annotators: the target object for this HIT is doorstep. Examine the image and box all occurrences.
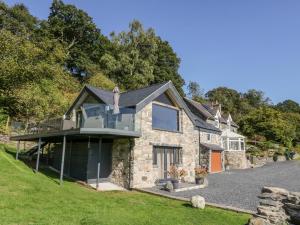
[89,182,126,191]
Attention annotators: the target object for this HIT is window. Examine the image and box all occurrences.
[152,104,179,132]
[241,140,245,151]
[152,147,158,165]
[207,133,211,141]
[214,118,219,128]
[222,138,228,150]
[152,146,182,166]
[229,139,239,150]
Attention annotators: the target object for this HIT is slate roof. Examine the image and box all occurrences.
[223,114,239,127]
[186,100,238,127]
[200,142,224,151]
[119,82,168,107]
[183,98,212,119]
[86,82,168,107]
[194,116,221,133]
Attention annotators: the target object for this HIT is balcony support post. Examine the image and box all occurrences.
[15,140,20,160]
[35,138,42,172]
[60,135,67,185]
[96,138,102,190]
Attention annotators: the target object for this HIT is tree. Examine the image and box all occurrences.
[239,107,296,147]
[48,0,109,78]
[187,81,205,102]
[153,39,184,95]
[86,72,116,91]
[276,100,300,113]
[100,20,157,90]
[100,20,185,93]
[243,89,271,108]
[0,29,79,122]
[0,2,38,36]
[205,87,241,118]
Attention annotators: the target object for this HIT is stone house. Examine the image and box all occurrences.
[184,98,248,170]
[12,81,225,189]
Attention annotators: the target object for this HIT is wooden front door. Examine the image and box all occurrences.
[211,150,222,173]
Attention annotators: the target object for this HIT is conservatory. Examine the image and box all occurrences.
[221,129,245,151]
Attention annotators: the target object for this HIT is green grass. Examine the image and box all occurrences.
[0,143,250,225]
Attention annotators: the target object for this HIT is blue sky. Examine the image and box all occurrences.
[5,0,300,103]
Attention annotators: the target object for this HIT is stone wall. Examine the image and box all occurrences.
[249,187,300,225]
[199,146,210,168]
[224,151,248,169]
[131,102,221,188]
[110,138,133,189]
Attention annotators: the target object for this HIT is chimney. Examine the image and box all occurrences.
[113,86,120,114]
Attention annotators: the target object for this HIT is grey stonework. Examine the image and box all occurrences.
[249,187,300,225]
[109,101,222,189]
[224,151,248,169]
[131,102,221,188]
[199,146,210,168]
[110,138,133,189]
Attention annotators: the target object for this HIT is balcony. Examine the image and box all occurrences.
[12,104,141,140]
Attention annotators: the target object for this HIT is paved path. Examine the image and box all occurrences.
[145,160,300,211]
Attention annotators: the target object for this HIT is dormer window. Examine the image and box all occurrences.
[214,117,219,128]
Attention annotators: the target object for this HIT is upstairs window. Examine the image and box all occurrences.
[152,104,179,132]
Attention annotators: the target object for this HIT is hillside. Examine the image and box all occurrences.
[0,144,250,225]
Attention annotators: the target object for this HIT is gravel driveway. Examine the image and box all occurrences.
[145,160,300,212]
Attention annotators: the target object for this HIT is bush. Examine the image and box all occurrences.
[0,109,9,134]
[273,154,278,162]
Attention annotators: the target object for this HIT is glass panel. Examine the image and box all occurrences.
[78,103,139,132]
[222,138,228,150]
[153,147,158,165]
[229,140,239,150]
[241,141,245,151]
[152,104,179,132]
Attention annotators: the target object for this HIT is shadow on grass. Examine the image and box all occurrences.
[4,147,74,185]
[182,203,193,208]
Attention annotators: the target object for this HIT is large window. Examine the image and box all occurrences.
[152,104,179,132]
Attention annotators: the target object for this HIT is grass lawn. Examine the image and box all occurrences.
[0,143,251,225]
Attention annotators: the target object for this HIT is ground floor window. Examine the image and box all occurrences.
[153,146,182,166]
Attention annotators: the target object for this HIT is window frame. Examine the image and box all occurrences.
[152,146,183,167]
[152,102,180,132]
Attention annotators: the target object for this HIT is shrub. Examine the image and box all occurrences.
[273,153,278,162]
[194,166,208,178]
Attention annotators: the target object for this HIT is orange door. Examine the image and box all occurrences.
[211,151,222,172]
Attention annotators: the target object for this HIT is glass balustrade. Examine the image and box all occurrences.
[21,104,140,135]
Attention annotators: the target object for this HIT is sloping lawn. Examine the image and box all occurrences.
[0,143,250,225]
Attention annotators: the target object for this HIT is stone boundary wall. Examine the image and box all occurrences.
[0,134,10,143]
[249,187,300,225]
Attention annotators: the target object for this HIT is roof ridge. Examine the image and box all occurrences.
[85,84,113,93]
[120,81,170,95]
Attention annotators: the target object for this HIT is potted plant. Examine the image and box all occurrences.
[194,166,208,185]
[168,164,186,189]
